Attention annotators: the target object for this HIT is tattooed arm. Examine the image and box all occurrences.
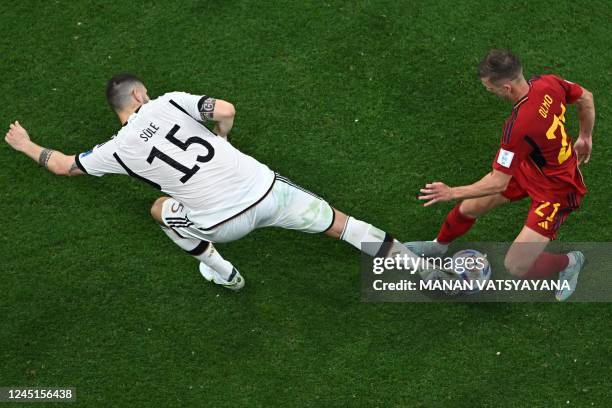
[198,96,235,140]
[5,121,83,176]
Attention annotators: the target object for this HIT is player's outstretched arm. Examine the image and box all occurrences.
[5,121,83,176]
[199,97,235,140]
[418,170,511,206]
[573,88,595,165]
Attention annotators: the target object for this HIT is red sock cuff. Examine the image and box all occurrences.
[454,206,475,223]
[522,252,570,279]
[436,203,476,244]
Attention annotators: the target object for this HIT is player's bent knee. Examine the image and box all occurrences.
[306,201,334,234]
[460,198,493,219]
[459,200,481,219]
[460,195,507,219]
[151,197,169,224]
[324,208,346,239]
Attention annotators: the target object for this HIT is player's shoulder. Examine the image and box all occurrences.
[538,73,566,83]
[135,92,193,118]
[157,91,186,100]
[83,133,120,156]
[157,91,203,102]
[147,91,181,105]
[151,91,202,111]
[142,91,190,105]
[529,74,572,94]
[113,124,135,145]
[513,75,560,116]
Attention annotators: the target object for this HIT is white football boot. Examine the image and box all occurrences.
[199,263,245,291]
[555,251,585,302]
[403,240,449,257]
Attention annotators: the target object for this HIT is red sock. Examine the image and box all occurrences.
[436,203,476,244]
[521,252,570,279]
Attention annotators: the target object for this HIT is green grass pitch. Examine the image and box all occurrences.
[1,1,610,406]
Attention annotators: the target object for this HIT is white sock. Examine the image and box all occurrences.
[199,244,236,281]
[340,217,418,259]
[161,226,235,281]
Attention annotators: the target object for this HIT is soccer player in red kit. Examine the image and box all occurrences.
[407,49,595,301]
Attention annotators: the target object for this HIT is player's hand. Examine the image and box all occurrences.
[5,121,31,152]
[574,135,592,165]
[418,182,453,206]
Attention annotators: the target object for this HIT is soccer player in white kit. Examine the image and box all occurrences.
[5,74,420,291]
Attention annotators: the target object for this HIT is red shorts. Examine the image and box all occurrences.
[501,176,582,240]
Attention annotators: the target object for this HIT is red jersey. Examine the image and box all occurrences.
[492,74,587,204]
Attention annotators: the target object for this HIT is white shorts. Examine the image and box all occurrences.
[161,174,334,243]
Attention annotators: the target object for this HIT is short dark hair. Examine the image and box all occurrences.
[106,73,143,112]
[477,49,522,84]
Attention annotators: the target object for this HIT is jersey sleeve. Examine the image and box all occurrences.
[74,137,128,177]
[492,118,532,175]
[551,75,583,104]
[165,92,213,122]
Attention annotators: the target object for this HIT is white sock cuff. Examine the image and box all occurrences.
[341,217,389,256]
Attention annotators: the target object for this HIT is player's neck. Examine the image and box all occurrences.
[510,79,530,104]
[117,104,142,125]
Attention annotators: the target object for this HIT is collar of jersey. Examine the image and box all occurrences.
[122,106,142,127]
[513,87,530,110]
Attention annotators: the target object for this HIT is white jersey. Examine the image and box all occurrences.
[75,92,275,229]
